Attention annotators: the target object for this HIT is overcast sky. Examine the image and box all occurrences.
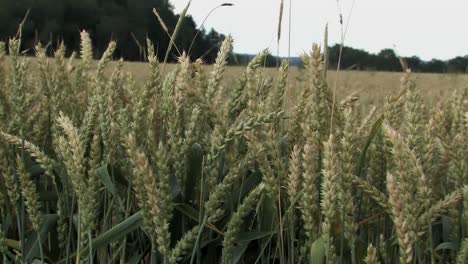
[171,0,467,61]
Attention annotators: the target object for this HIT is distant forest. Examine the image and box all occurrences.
[324,45,468,73]
[235,45,468,73]
[0,0,467,73]
[0,0,226,63]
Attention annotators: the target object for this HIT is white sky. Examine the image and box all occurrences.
[171,0,468,61]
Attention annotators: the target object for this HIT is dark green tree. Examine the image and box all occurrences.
[447,56,468,73]
[0,0,226,62]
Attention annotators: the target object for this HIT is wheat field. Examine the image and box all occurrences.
[0,32,467,264]
[111,61,468,109]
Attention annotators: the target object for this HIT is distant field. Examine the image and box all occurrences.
[17,55,467,110]
[112,60,468,108]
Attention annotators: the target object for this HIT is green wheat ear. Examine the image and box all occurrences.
[320,134,339,261]
[387,172,413,264]
[80,30,93,70]
[222,183,264,263]
[16,155,42,233]
[340,108,357,263]
[206,35,233,101]
[364,243,379,264]
[301,126,321,242]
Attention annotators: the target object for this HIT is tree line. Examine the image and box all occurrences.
[0,0,226,63]
[230,46,468,73]
[325,44,468,73]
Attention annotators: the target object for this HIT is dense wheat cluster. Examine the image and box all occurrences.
[0,31,467,264]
